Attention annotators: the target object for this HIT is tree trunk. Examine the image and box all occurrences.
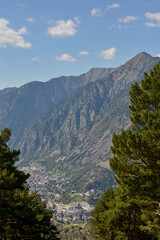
[128,210,131,240]
[133,207,137,240]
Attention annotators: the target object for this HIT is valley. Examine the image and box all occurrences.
[0,52,159,207]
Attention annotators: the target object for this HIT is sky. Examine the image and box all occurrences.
[0,0,160,89]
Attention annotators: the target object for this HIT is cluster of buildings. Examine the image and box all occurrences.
[48,200,94,223]
[21,165,95,222]
[21,165,53,199]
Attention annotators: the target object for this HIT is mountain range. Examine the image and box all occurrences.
[0,52,159,198]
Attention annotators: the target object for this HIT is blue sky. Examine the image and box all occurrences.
[0,0,160,89]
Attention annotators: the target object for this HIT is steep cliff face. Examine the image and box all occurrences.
[0,67,113,148]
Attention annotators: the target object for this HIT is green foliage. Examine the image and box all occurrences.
[0,128,59,239]
[91,63,160,239]
[57,221,94,240]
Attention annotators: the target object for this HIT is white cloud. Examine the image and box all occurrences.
[31,57,40,62]
[91,8,102,17]
[18,3,26,8]
[145,22,160,28]
[145,12,160,22]
[0,18,31,48]
[47,19,54,24]
[26,18,34,23]
[79,51,90,55]
[47,18,80,38]
[107,3,120,9]
[100,47,117,60]
[56,53,77,62]
[145,12,160,28]
[156,54,160,57]
[109,24,116,30]
[18,27,27,34]
[118,16,138,23]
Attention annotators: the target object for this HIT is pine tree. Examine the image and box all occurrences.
[0,128,59,239]
[91,63,160,239]
[110,63,160,238]
[91,188,117,239]
[91,186,153,240]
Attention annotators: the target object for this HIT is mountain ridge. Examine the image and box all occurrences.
[12,52,160,195]
[0,52,159,198]
[0,66,115,148]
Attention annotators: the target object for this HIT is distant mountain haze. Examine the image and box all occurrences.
[0,87,17,96]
